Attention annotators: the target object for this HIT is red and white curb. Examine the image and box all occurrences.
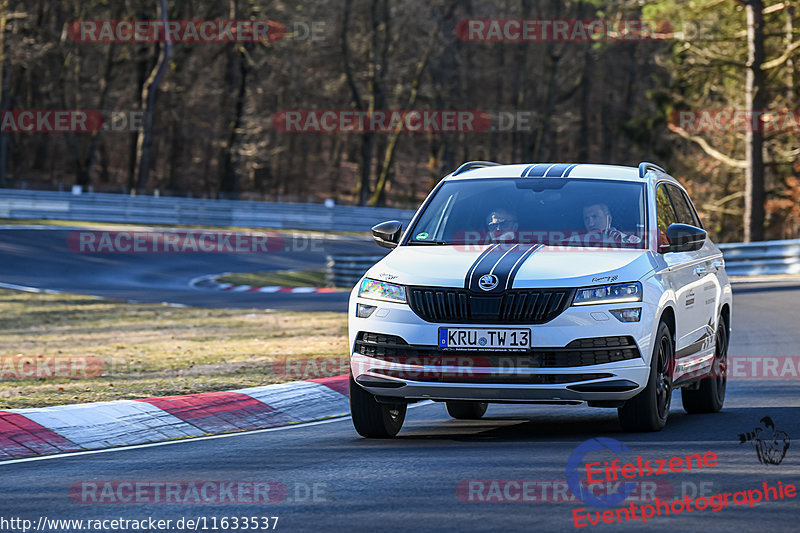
[189,273,342,294]
[0,375,349,461]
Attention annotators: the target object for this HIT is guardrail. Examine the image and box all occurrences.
[328,240,800,288]
[3,188,798,280]
[0,188,415,233]
[718,239,800,277]
[326,255,386,288]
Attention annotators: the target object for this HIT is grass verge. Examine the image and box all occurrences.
[216,269,330,288]
[0,289,348,409]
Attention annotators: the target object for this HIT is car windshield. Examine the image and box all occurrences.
[407,177,647,249]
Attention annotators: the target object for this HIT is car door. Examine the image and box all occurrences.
[655,183,706,369]
[666,184,720,358]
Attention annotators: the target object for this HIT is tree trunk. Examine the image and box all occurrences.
[341,0,374,205]
[744,0,766,242]
[218,0,255,199]
[133,0,171,191]
[369,13,439,206]
[787,5,796,103]
[0,1,7,186]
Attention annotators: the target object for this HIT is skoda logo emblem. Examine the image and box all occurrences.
[478,274,499,291]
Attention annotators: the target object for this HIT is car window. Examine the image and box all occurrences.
[411,190,459,241]
[666,184,700,227]
[666,184,703,228]
[655,184,677,234]
[407,178,647,249]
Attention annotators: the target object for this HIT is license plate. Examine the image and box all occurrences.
[438,328,531,351]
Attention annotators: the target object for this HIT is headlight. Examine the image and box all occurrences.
[358,278,407,303]
[572,282,642,306]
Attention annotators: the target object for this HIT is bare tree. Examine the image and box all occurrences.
[133,0,171,191]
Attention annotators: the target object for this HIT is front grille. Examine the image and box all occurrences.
[355,333,641,368]
[407,287,575,324]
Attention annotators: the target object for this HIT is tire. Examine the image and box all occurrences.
[618,321,674,432]
[349,374,406,438]
[445,401,488,420]
[682,315,728,413]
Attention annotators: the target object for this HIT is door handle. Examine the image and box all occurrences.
[694,266,708,276]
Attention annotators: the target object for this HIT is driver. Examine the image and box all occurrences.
[486,208,519,243]
[582,203,642,244]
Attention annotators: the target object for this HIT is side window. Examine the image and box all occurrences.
[656,184,677,235]
[411,192,457,241]
[666,184,700,227]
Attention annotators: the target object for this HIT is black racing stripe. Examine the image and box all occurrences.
[505,244,543,289]
[528,164,553,177]
[543,163,571,177]
[467,244,527,293]
[464,244,501,289]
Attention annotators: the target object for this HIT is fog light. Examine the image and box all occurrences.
[610,308,642,322]
[356,304,377,318]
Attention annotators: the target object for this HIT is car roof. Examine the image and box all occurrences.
[445,162,682,188]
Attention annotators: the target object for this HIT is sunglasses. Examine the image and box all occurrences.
[488,219,514,231]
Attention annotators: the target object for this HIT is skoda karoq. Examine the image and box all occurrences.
[348,162,732,437]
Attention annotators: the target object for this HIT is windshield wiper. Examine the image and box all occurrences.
[407,240,449,245]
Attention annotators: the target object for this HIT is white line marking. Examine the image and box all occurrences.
[258,286,281,293]
[230,285,252,292]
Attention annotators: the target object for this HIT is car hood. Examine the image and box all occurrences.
[364,244,655,289]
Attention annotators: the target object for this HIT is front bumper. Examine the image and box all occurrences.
[349,296,654,403]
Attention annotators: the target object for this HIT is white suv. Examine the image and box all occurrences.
[348,162,732,437]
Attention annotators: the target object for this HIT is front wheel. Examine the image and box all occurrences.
[618,321,674,432]
[349,374,406,438]
[445,401,488,420]
[682,315,727,413]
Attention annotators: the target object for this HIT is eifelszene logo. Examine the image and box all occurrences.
[738,416,790,465]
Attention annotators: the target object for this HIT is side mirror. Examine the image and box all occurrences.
[661,223,706,253]
[372,220,402,249]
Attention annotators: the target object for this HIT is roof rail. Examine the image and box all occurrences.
[452,161,502,176]
[638,162,666,179]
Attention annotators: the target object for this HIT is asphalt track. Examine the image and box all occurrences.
[0,225,382,311]
[0,226,798,532]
